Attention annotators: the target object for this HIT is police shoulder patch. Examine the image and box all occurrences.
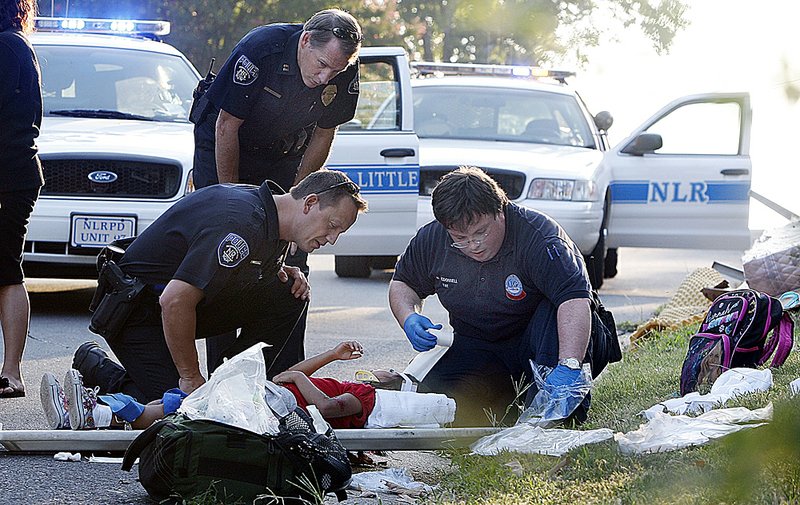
[218,233,250,268]
[233,54,259,86]
[348,74,359,95]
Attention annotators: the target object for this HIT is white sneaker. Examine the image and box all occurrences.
[40,372,70,429]
[64,369,100,430]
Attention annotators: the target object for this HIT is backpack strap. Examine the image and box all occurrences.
[121,418,172,471]
[759,313,795,367]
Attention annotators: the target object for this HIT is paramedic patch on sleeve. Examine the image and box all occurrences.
[233,55,259,85]
[218,233,250,267]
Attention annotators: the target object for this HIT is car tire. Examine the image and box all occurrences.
[604,248,618,278]
[334,256,371,278]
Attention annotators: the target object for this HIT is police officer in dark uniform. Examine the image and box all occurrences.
[0,0,44,399]
[191,9,362,375]
[389,167,621,426]
[73,170,368,402]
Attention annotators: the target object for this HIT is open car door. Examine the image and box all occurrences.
[605,92,752,250]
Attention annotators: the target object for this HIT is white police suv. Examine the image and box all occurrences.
[412,62,752,288]
[26,18,199,277]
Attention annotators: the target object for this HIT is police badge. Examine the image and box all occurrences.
[217,233,250,267]
[321,84,337,106]
[233,54,259,86]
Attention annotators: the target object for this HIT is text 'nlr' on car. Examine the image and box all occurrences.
[412,62,752,289]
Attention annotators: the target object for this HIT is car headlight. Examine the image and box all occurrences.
[527,178,597,201]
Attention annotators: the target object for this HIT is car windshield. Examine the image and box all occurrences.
[413,85,595,148]
[35,44,197,123]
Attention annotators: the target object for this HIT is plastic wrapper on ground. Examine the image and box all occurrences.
[742,221,800,297]
[470,425,613,456]
[178,343,281,434]
[642,367,773,418]
[615,403,772,454]
[348,467,434,495]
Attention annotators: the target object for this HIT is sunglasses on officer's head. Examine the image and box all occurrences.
[315,181,360,196]
[317,27,362,43]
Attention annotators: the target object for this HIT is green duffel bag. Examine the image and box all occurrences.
[122,410,351,503]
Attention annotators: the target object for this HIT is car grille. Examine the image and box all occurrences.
[419,166,526,199]
[40,159,182,198]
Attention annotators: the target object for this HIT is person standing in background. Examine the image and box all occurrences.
[0,0,45,398]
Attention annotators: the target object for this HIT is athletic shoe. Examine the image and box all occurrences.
[64,369,100,430]
[40,372,70,429]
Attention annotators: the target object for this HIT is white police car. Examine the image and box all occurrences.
[25,18,199,277]
[412,62,752,288]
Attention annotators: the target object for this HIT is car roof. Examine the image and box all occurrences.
[411,75,575,96]
[29,31,185,56]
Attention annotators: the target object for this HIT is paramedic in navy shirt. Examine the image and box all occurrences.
[389,167,620,426]
[191,8,362,375]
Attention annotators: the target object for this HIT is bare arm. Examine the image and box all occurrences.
[285,341,363,376]
[159,279,206,393]
[293,126,336,185]
[556,298,591,361]
[275,371,362,419]
[388,279,424,327]
[215,109,245,183]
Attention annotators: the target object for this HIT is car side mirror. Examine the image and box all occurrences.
[593,111,613,131]
[621,133,663,156]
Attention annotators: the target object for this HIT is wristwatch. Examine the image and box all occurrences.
[558,357,581,370]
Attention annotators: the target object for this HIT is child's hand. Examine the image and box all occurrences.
[272,370,301,384]
[332,341,363,361]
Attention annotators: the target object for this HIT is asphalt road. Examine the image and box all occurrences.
[0,247,744,504]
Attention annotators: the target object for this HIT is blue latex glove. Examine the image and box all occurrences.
[403,313,442,352]
[544,364,582,388]
[541,364,585,421]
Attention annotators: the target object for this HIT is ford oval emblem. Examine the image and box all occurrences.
[87,171,118,184]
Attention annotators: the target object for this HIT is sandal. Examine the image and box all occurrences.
[0,376,26,398]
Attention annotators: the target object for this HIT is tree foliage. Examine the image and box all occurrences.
[37,0,688,69]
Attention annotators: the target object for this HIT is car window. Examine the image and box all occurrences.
[412,85,595,148]
[36,45,197,122]
[341,59,400,131]
[643,101,742,155]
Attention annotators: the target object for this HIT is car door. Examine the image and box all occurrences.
[323,48,419,257]
[605,93,752,250]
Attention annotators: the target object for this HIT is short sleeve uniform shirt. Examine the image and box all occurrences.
[204,24,360,149]
[393,203,592,342]
[119,182,288,312]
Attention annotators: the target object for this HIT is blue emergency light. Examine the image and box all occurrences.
[34,17,170,37]
[411,61,575,83]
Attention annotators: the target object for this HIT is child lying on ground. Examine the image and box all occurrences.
[41,341,444,431]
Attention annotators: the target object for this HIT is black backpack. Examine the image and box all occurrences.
[122,409,351,503]
[680,289,794,395]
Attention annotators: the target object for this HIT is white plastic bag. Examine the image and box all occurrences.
[471,425,613,456]
[517,361,592,426]
[179,343,280,434]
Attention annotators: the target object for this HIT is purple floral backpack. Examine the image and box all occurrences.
[680,289,794,395]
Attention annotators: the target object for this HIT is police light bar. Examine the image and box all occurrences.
[34,17,170,37]
[411,62,575,83]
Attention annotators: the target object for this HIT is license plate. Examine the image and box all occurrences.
[70,214,137,248]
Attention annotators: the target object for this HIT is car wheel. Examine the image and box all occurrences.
[334,256,371,278]
[604,248,618,278]
[584,231,606,290]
